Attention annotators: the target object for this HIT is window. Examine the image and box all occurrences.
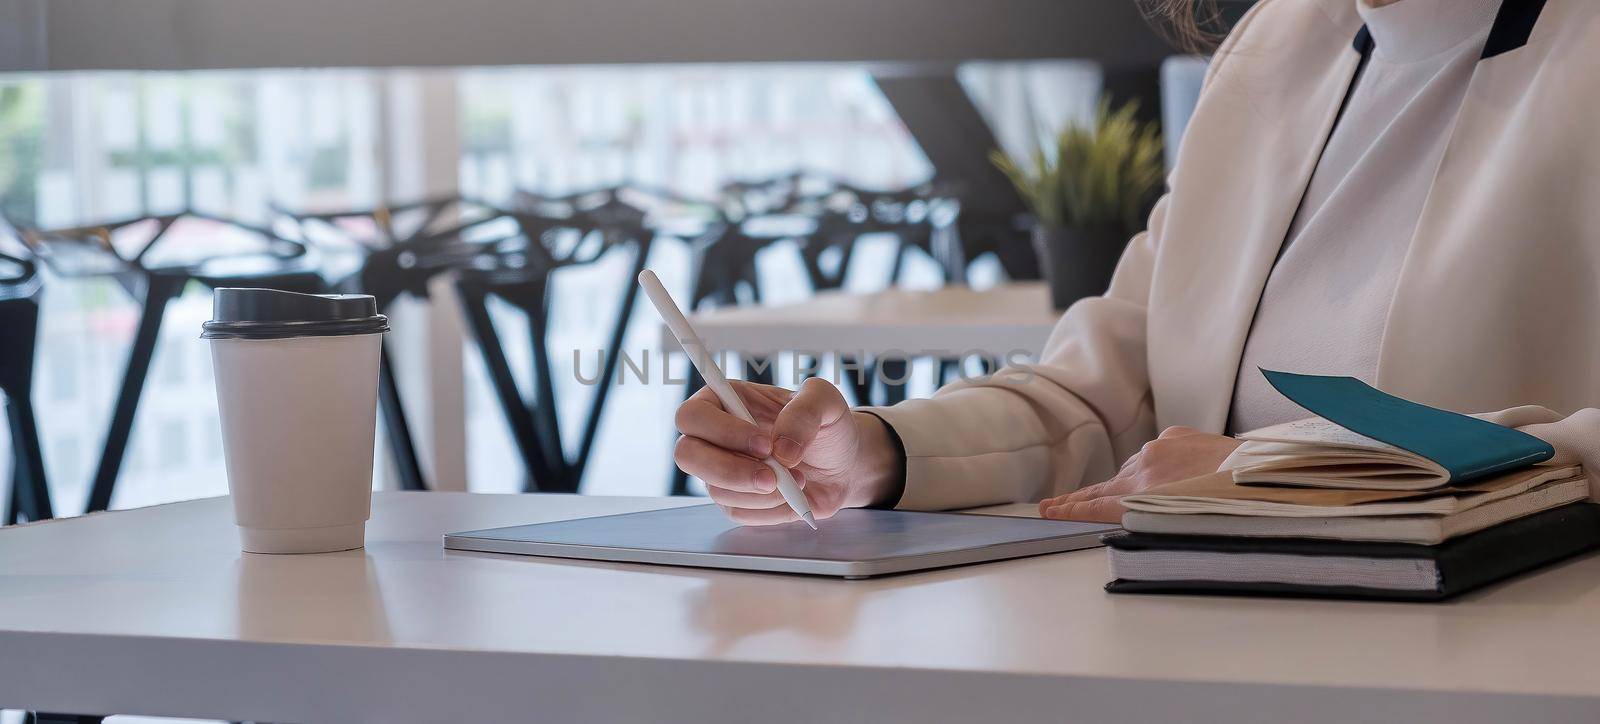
[3,60,1101,507]
[51,435,81,493]
[202,413,222,462]
[159,418,188,468]
[47,339,78,403]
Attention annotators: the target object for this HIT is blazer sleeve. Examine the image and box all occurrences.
[859,5,1273,511]
[1473,406,1600,501]
[862,194,1165,510]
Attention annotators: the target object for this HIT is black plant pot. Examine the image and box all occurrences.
[992,234,1043,281]
[1031,225,1127,311]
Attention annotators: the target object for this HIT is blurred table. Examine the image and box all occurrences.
[666,281,1059,357]
[2,492,1598,723]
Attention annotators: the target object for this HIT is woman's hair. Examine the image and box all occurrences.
[1138,0,1226,54]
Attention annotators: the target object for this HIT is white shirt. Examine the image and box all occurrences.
[1228,0,1502,433]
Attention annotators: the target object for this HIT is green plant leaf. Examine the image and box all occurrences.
[990,95,1164,238]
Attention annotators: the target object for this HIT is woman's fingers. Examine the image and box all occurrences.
[1036,482,1117,516]
[710,468,822,524]
[770,378,848,467]
[1041,495,1127,524]
[721,504,802,526]
[673,436,777,494]
[1060,471,1149,502]
[731,379,796,408]
[1060,479,1114,503]
[674,381,801,461]
[1038,429,1242,521]
[677,388,771,458]
[706,484,791,510]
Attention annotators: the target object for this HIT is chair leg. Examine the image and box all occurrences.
[745,356,774,386]
[524,296,573,492]
[878,358,910,406]
[377,345,428,491]
[938,357,961,386]
[85,274,185,514]
[6,395,54,522]
[669,466,694,497]
[5,463,20,525]
[568,240,651,488]
[840,354,876,407]
[3,400,20,525]
[458,283,556,491]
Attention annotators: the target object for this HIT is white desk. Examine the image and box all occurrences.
[669,282,1059,357]
[3,493,1598,723]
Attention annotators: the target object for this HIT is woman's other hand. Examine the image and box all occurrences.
[1039,426,1241,523]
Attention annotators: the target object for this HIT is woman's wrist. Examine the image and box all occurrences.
[847,411,907,509]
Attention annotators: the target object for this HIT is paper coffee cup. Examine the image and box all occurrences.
[203,288,389,554]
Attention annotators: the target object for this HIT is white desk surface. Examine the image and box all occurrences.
[668,282,1059,357]
[3,492,1599,723]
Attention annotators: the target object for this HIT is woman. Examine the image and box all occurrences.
[673,0,1600,525]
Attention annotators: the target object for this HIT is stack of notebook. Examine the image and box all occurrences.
[1103,371,1600,601]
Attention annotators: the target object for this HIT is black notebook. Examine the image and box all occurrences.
[1104,503,1600,601]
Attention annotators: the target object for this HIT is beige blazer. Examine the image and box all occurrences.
[871,0,1600,510]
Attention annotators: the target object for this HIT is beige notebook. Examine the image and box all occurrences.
[1226,417,1464,490]
[1122,477,1591,544]
[1121,465,1583,518]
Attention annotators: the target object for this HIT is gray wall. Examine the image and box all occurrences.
[9,0,1175,71]
[0,0,47,71]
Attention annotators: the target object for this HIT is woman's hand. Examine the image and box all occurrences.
[1039,426,1241,523]
[673,377,904,525]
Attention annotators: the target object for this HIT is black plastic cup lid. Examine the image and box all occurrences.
[201,288,389,340]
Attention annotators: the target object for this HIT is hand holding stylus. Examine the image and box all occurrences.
[640,270,817,529]
[640,270,905,527]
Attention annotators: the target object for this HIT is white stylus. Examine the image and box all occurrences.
[638,269,818,530]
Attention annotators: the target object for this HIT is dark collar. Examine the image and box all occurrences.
[1351,0,1549,59]
[1352,24,1375,56]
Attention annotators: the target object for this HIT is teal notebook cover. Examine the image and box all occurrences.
[1259,369,1555,484]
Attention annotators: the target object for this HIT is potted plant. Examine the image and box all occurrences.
[992,99,1164,310]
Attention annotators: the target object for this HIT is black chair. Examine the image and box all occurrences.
[0,249,54,524]
[14,210,326,513]
[456,188,654,494]
[789,177,967,406]
[696,171,849,317]
[276,195,511,492]
[935,186,1040,285]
